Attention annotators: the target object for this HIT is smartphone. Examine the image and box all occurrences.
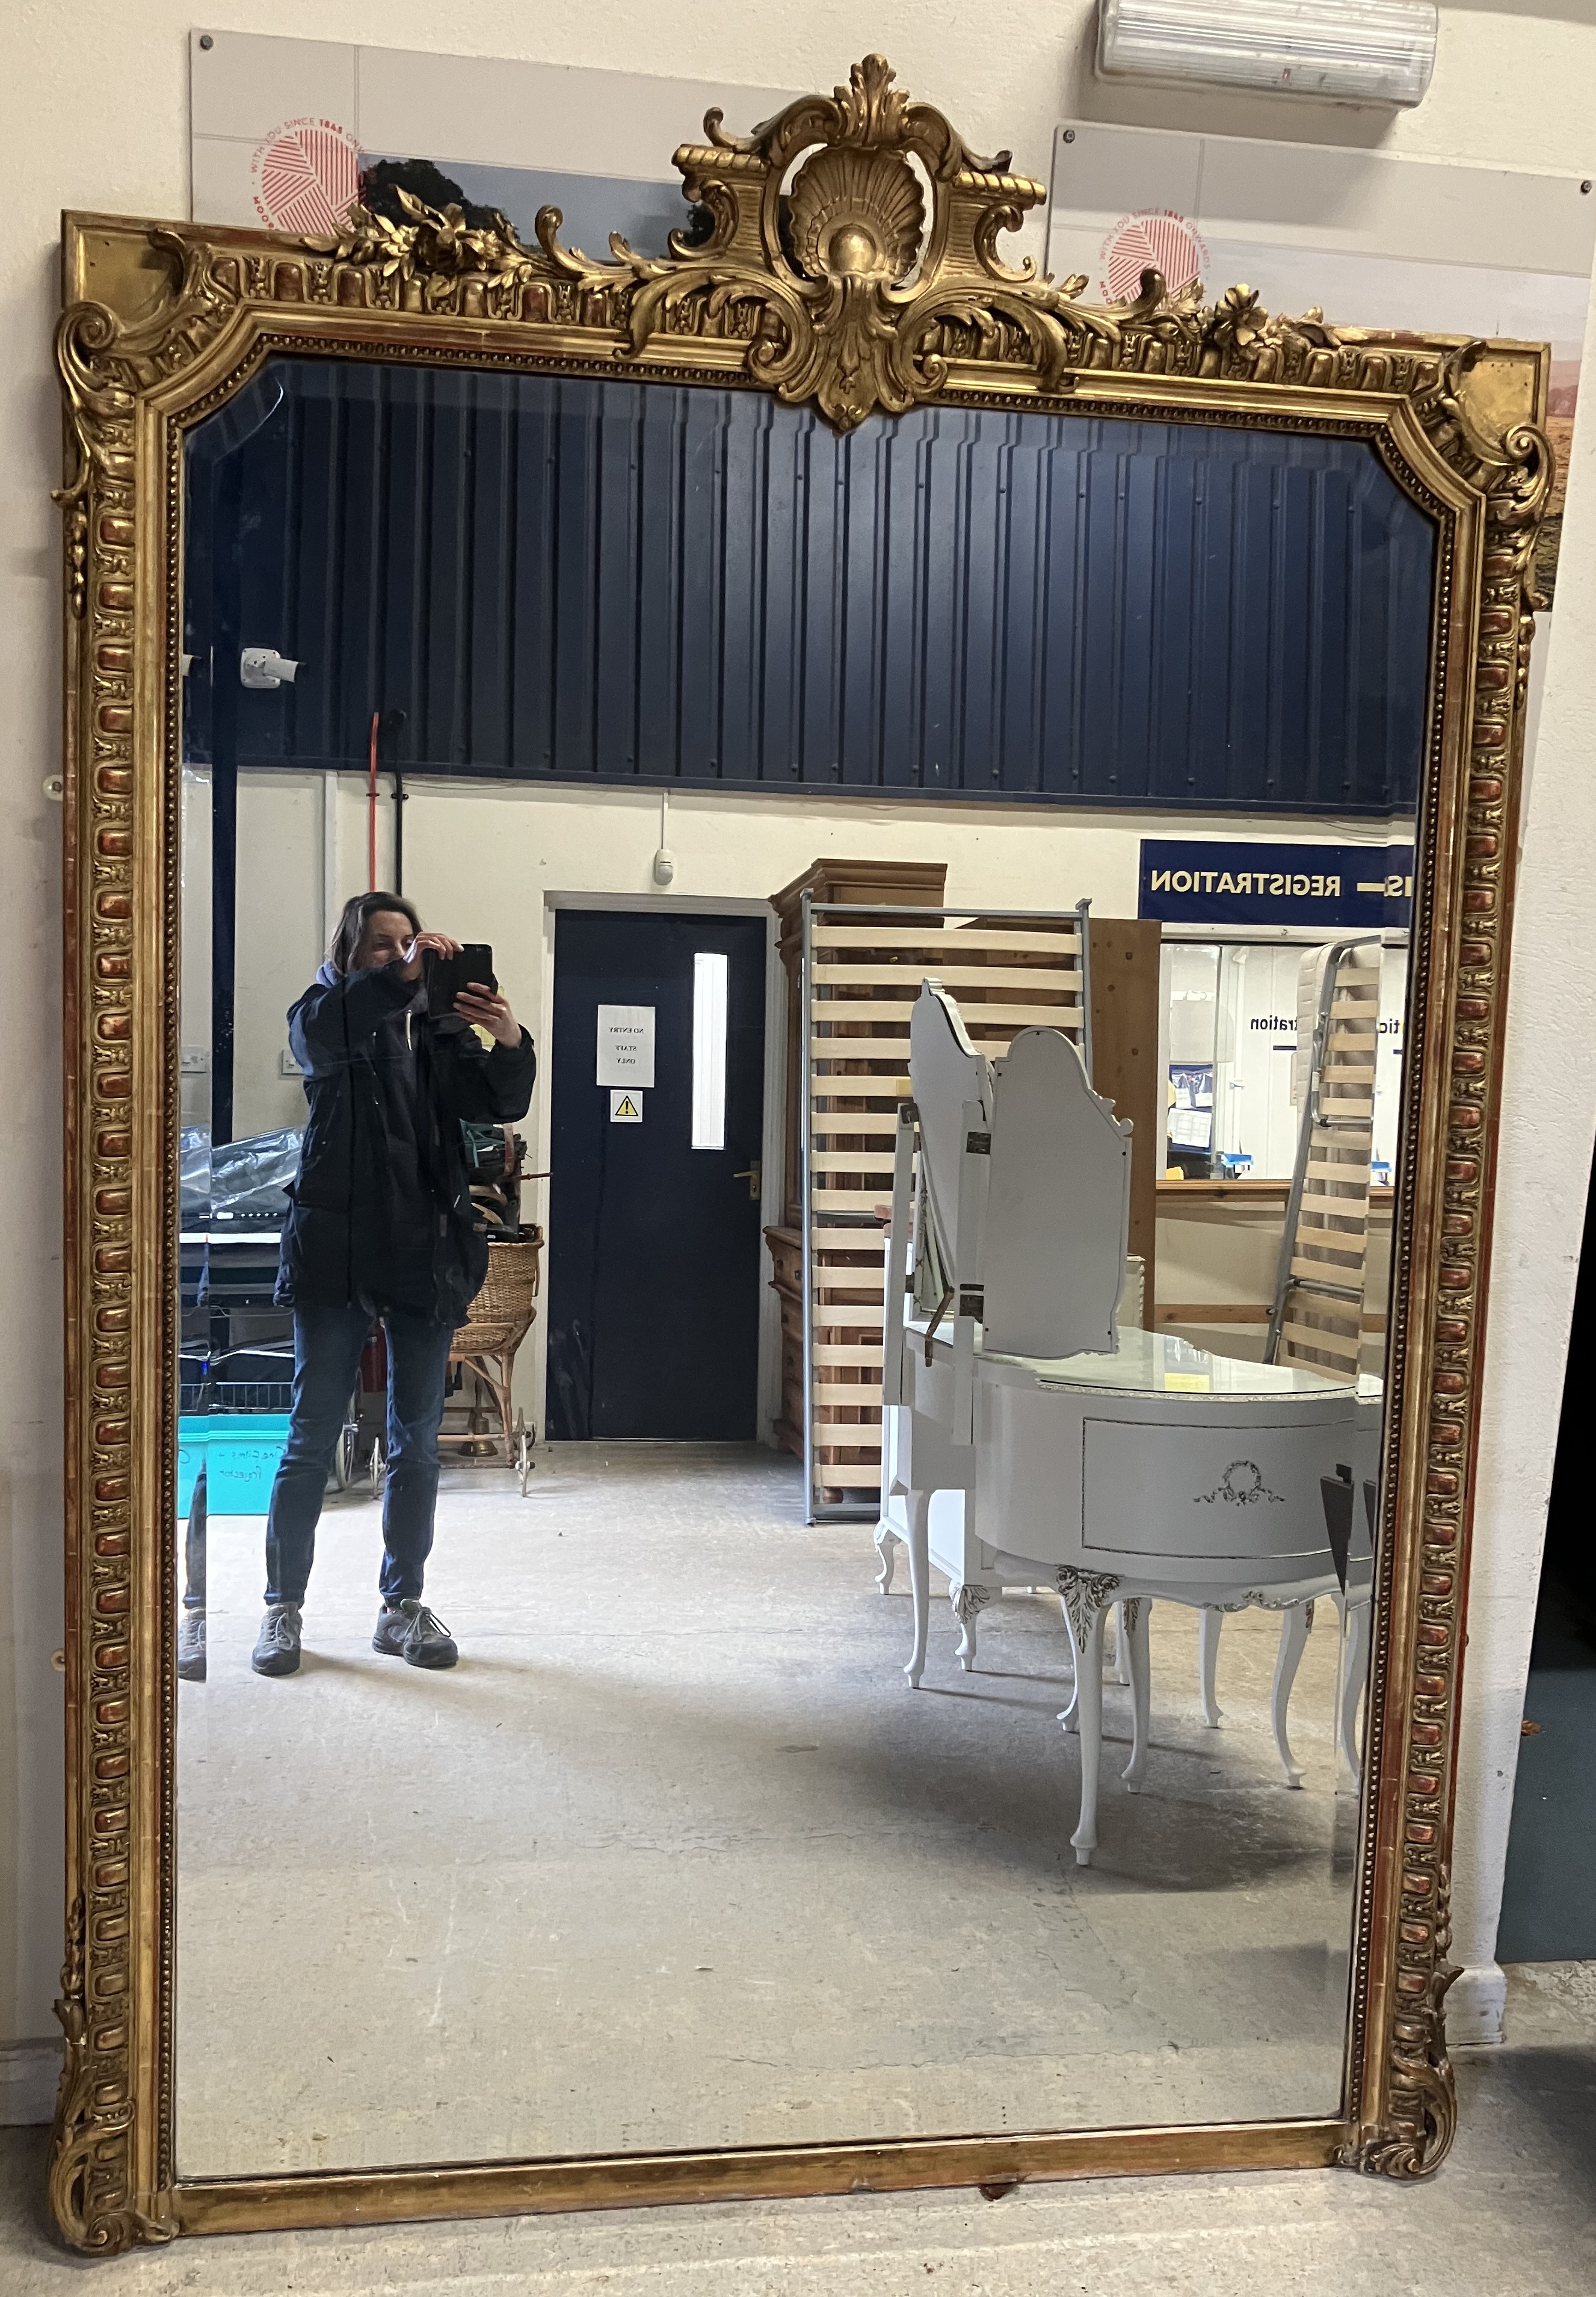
[424,943,496,1018]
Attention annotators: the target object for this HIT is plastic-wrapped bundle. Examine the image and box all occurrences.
[180,1127,212,1229]
[209,1127,304,1227]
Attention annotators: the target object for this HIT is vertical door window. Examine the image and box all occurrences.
[691,951,729,1149]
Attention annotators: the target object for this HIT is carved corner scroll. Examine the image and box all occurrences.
[51,52,1554,2251]
[51,1899,174,2250]
[1340,1870,1461,2177]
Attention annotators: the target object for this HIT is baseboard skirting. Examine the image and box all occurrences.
[1449,1961,1509,2047]
[0,2038,61,2126]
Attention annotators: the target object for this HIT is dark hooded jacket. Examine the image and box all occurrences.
[274,958,537,1325]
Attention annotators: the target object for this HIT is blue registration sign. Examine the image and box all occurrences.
[1138,840,1413,928]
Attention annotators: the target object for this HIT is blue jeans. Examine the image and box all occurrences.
[264,1305,456,1606]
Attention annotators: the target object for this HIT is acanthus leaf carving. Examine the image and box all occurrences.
[1055,1567,1123,1648]
[316,186,564,315]
[49,1895,176,2251]
[1340,1866,1459,2177]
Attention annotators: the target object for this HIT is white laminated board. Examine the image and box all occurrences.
[189,29,796,257]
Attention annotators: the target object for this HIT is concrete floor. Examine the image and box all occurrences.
[5,1966,1594,2295]
[175,1442,1358,2176]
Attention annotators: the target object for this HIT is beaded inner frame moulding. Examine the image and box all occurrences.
[52,52,1551,2251]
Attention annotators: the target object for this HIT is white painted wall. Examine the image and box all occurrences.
[4,1,1594,2101]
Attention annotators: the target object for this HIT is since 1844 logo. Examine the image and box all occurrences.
[1099,208,1208,305]
[251,117,363,234]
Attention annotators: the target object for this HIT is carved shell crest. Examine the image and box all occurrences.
[787,144,925,285]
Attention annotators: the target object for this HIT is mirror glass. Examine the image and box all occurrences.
[175,356,1426,2172]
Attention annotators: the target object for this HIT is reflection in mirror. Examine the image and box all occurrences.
[176,356,1424,2173]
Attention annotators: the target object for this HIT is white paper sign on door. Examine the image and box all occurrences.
[596,1004,656,1088]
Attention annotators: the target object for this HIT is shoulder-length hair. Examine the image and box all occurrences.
[327,890,422,976]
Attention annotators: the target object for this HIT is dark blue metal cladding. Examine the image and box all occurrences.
[183,356,1434,814]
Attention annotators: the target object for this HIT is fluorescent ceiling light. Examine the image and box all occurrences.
[1098,0,1438,109]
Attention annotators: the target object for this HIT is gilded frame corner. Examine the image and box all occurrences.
[52,53,1553,2252]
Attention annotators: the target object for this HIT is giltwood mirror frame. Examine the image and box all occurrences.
[51,55,1551,2255]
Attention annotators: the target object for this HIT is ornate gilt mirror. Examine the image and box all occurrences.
[52,57,1550,2251]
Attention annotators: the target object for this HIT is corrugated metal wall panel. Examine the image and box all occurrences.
[183,357,1434,815]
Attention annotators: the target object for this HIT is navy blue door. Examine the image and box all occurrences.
[545,911,767,1440]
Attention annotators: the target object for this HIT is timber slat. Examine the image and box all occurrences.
[815,998,1084,1028]
[810,1109,906,1132]
[814,925,1080,954]
[805,907,1085,1501]
[813,963,1082,991]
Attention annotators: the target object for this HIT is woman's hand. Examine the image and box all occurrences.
[455,982,522,1047]
[399,930,463,982]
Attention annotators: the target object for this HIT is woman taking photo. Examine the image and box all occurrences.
[251,891,536,1679]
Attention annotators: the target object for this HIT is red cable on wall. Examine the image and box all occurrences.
[367,710,380,890]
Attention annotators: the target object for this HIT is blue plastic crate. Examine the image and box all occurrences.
[177,1414,292,1516]
[176,1429,205,1519]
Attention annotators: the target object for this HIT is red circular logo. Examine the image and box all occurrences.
[1100,209,1207,304]
[251,117,362,233]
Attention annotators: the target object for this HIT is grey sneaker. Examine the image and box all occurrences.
[373,1599,458,1670]
[177,1608,206,1683]
[251,1602,303,1677]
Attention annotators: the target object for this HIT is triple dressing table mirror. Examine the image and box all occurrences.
[51,55,1550,2251]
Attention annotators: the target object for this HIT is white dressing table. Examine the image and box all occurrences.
[881,1324,1381,1842]
[877,981,1381,1864]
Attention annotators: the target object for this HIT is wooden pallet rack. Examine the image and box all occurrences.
[1267,939,1385,1380]
[801,898,1092,1515]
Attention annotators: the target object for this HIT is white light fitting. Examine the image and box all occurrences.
[1098,0,1437,109]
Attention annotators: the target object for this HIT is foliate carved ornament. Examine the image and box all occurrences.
[538,54,1539,433]
[951,1580,995,1627]
[1340,1867,1459,2176]
[1055,1568,1122,1648]
[1210,1595,1318,1623]
[1194,1461,1285,1507]
[51,1898,174,2250]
